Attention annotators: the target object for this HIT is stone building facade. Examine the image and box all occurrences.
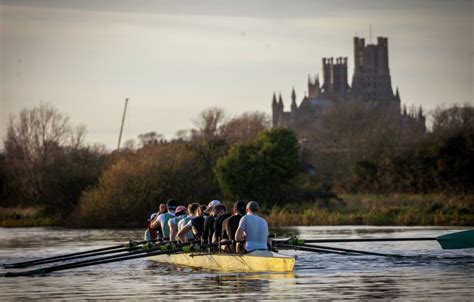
[272,36,426,134]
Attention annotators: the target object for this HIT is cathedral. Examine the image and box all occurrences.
[271,36,426,134]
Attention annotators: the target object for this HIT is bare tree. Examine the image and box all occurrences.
[4,103,87,205]
[220,111,270,144]
[191,107,226,140]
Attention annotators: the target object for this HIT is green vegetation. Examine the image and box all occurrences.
[1,103,473,227]
[0,207,60,227]
[216,128,300,205]
[264,194,474,227]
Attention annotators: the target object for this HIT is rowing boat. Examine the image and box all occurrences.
[149,250,296,272]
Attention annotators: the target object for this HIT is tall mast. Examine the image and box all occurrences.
[117,98,129,150]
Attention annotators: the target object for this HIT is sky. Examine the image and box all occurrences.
[1,0,473,149]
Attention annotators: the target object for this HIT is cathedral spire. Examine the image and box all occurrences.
[291,87,297,112]
[272,92,277,105]
[395,87,400,101]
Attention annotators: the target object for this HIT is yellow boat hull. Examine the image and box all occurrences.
[150,250,295,273]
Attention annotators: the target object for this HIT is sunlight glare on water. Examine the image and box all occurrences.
[0,226,473,300]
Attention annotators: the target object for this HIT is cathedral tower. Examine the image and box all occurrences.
[351,36,396,104]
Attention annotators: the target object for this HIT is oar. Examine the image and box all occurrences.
[2,240,150,269]
[4,245,145,269]
[3,238,179,269]
[278,244,350,255]
[300,243,404,258]
[276,230,474,250]
[3,242,206,277]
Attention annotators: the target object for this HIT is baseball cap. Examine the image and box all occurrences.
[207,200,221,208]
[175,205,187,216]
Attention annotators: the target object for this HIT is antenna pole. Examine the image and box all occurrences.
[117,98,129,150]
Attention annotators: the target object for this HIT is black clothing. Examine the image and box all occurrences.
[222,214,243,241]
[213,213,232,241]
[191,216,205,239]
[202,215,216,244]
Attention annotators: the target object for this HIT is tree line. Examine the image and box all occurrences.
[0,102,472,227]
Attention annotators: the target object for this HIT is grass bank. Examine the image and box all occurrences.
[0,207,61,227]
[263,194,474,227]
[2,194,473,228]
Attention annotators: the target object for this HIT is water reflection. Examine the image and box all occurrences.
[356,275,401,300]
[0,227,473,300]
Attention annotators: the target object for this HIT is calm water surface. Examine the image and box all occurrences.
[0,226,473,300]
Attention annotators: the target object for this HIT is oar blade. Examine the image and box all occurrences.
[437,230,474,249]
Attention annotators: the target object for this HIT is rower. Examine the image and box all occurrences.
[177,203,200,242]
[151,199,178,240]
[212,204,231,243]
[235,201,269,253]
[202,200,221,244]
[221,201,246,252]
[177,204,208,242]
[168,205,187,241]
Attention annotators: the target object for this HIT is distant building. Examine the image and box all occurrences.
[272,36,426,135]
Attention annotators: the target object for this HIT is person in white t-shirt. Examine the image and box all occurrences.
[235,201,269,252]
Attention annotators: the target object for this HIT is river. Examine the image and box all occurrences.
[0,226,473,300]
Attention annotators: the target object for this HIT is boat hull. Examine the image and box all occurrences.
[150,250,295,272]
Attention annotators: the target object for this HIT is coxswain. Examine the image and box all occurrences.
[235,201,269,252]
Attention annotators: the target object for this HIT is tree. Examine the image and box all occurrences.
[191,107,226,141]
[137,131,163,148]
[220,111,270,145]
[215,128,300,205]
[4,103,105,214]
[429,104,474,193]
[74,143,221,227]
[432,104,474,135]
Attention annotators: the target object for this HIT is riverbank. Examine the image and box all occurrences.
[0,207,61,227]
[1,194,473,227]
[264,194,474,227]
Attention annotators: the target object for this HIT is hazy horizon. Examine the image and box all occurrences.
[1,0,473,150]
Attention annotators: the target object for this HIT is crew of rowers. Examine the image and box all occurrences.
[144,199,269,253]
